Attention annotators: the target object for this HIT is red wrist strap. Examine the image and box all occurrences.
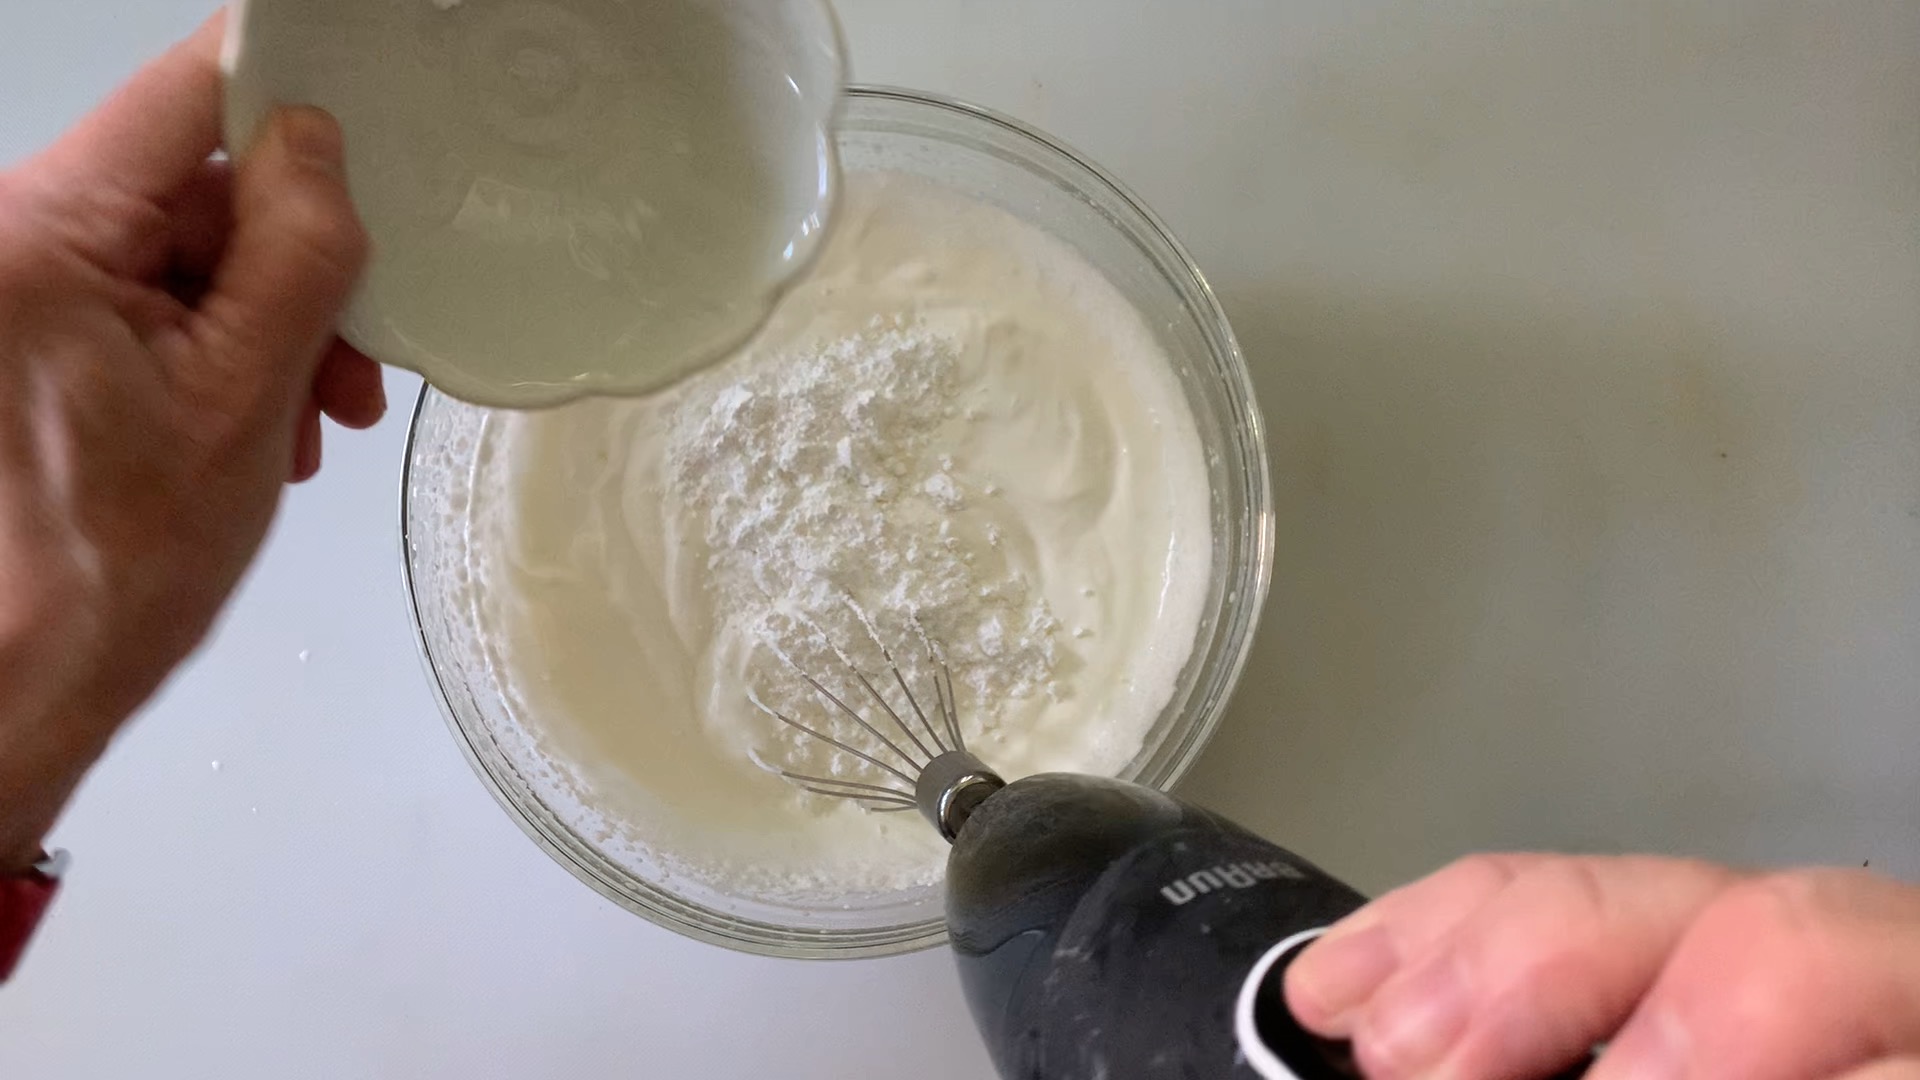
[0,852,64,983]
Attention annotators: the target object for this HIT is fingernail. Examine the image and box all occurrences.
[1595,1009,1689,1080]
[278,106,346,174]
[1289,925,1399,1026]
[1359,958,1471,1078]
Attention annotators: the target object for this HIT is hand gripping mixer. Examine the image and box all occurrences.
[756,628,1595,1080]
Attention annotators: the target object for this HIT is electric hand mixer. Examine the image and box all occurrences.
[758,630,1597,1080]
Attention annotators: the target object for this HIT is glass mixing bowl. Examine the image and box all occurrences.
[400,86,1273,959]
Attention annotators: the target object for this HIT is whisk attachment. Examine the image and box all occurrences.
[752,620,1006,842]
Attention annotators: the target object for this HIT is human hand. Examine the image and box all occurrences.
[1284,854,1920,1080]
[0,14,376,870]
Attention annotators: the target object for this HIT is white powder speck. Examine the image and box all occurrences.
[922,472,962,508]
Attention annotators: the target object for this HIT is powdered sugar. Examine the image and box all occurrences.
[667,315,1062,735]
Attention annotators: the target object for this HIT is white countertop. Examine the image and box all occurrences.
[2,2,1915,1077]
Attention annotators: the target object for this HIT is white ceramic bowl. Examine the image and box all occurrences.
[223,0,843,407]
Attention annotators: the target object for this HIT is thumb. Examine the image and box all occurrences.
[190,106,368,411]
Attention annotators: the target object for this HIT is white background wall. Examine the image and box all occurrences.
[0,1,1914,1076]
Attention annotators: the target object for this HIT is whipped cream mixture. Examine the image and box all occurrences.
[458,172,1212,902]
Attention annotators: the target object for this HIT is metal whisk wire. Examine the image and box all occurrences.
[751,620,968,813]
